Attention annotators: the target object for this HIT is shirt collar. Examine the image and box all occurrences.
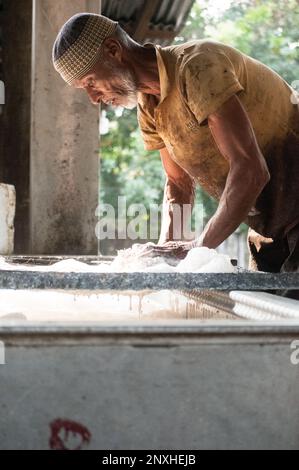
[141,43,173,105]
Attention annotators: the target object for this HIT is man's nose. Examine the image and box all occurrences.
[86,88,100,105]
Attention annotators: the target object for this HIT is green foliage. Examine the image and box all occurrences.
[100,0,299,248]
[100,108,164,212]
[196,0,299,84]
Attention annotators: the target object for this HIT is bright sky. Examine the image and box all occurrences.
[199,0,233,18]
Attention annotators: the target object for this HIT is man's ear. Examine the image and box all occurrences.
[102,38,122,62]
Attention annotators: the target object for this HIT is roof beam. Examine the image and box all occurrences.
[133,0,160,42]
[143,29,176,40]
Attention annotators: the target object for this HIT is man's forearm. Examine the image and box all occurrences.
[197,166,269,249]
[200,94,271,249]
[159,177,195,244]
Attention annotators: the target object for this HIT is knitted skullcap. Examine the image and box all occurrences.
[52,13,118,85]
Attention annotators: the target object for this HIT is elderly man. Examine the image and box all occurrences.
[53,13,299,278]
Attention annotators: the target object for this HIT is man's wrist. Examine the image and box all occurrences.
[189,237,203,249]
[158,236,170,245]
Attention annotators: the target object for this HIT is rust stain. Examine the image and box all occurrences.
[49,418,91,451]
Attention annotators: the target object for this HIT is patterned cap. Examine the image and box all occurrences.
[53,13,118,85]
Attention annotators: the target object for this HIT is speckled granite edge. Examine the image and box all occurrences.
[0,270,299,291]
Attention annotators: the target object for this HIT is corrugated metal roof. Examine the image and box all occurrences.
[102,0,195,45]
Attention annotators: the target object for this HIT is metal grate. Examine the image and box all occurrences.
[184,290,239,320]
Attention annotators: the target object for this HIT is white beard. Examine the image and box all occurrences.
[114,67,138,109]
[122,93,138,109]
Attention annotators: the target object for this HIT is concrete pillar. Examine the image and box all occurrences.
[31,0,101,254]
[0,0,32,254]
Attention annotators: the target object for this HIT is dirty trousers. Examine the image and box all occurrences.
[248,225,299,299]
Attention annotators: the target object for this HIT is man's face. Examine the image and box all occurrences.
[75,59,138,110]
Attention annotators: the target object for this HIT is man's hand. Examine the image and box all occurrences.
[138,240,197,260]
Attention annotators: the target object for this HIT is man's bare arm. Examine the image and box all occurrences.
[159,147,195,244]
[197,94,270,248]
[141,95,269,259]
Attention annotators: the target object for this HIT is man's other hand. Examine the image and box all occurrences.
[139,240,196,260]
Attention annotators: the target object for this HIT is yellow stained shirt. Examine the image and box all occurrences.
[137,40,299,239]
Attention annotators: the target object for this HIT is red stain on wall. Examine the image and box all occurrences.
[49,418,91,450]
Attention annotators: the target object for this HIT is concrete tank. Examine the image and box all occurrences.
[0,256,299,450]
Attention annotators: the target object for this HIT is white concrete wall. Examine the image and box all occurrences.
[0,183,15,255]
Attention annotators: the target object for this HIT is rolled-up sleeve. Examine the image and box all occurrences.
[180,48,244,124]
